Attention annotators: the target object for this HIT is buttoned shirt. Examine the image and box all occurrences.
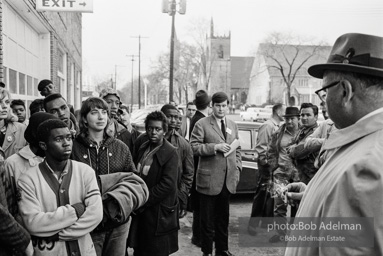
[45,161,69,183]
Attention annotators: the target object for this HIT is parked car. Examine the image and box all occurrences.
[239,107,262,122]
[131,106,161,132]
[255,108,272,122]
[235,121,262,193]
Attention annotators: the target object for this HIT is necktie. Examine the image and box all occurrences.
[221,119,226,140]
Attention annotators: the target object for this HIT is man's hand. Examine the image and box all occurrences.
[286,182,307,205]
[215,143,231,153]
[25,240,34,256]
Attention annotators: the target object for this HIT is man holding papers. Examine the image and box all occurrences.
[190,92,242,256]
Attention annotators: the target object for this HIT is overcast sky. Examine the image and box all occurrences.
[82,0,383,89]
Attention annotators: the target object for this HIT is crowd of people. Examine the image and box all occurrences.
[1,32,383,256]
[0,74,243,256]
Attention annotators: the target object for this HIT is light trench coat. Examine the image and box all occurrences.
[285,109,383,256]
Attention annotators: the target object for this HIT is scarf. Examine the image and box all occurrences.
[137,139,163,178]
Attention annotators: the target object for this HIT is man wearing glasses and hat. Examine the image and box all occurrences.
[286,33,383,255]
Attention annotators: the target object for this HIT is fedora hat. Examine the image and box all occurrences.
[308,33,383,79]
[283,107,300,117]
[193,90,211,109]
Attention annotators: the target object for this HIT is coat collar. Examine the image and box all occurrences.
[323,109,383,150]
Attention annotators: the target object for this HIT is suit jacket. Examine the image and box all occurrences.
[190,115,242,195]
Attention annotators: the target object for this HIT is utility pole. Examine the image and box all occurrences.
[131,35,148,109]
[127,55,138,111]
[162,0,186,102]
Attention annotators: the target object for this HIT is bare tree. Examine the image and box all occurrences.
[186,17,217,91]
[258,32,328,105]
[174,42,200,104]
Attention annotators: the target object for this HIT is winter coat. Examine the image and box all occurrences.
[97,172,149,230]
[128,139,179,256]
[285,109,383,256]
[2,122,27,159]
[133,132,193,211]
[71,134,136,175]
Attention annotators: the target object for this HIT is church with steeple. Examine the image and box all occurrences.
[204,19,254,107]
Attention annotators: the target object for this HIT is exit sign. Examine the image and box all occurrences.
[36,0,93,13]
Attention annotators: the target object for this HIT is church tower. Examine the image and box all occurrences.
[206,18,231,97]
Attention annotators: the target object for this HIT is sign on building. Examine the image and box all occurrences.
[36,0,93,13]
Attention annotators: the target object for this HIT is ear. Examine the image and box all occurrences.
[39,141,47,151]
[340,80,354,106]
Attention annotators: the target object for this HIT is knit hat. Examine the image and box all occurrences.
[99,88,120,100]
[24,112,59,146]
[193,90,211,109]
[212,92,228,104]
[37,79,53,92]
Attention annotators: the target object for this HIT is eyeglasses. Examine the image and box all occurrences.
[315,80,340,102]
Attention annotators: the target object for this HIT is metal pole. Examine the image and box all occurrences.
[138,35,141,109]
[131,58,134,111]
[169,0,176,102]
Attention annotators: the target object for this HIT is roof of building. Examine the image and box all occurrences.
[230,56,255,89]
[257,43,332,77]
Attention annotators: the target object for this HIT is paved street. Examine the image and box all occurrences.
[175,194,285,256]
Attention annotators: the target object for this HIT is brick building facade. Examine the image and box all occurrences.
[0,0,82,112]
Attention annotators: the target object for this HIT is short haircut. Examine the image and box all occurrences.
[145,110,168,134]
[30,98,45,115]
[37,119,68,143]
[160,104,178,115]
[0,82,5,88]
[272,103,284,115]
[79,97,109,135]
[119,104,129,113]
[186,102,195,108]
[38,79,53,91]
[43,93,66,111]
[10,99,25,109]
[300,102,319,116]
[211,92,228,105]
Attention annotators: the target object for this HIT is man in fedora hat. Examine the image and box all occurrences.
[285,33,383,255]
[188,90,211,247]
[266,107,300,242]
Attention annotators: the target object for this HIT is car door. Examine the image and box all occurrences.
[236,124,259,193]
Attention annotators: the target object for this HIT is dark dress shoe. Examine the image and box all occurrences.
[216,250,234,256]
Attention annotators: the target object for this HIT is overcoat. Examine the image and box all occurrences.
[128,139,179,256]
[285,110,383,256]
